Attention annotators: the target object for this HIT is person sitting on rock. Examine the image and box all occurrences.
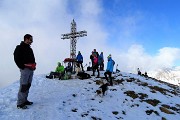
[65,62,73,73]
[137,68,141,75]
[46,62,65,80]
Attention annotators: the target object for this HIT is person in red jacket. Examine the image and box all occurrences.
[91,54,100,77]
[14,34,36,109]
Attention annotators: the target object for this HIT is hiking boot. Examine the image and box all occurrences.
[24,101,33,105]
[91,74,95,76]
[46,75,53,79]
[17,104,28,109]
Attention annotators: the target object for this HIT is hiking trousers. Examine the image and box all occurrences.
[17,68,34,105]
[92,64,100,77]
[104,71,113,86]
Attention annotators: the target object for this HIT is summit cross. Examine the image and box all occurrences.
[61,19,87,59]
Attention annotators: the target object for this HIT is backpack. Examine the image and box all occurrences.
[77,72,91,80]
[62,72,71,80]
[93,57,98,65]
[112,60,115,66]
[98,56,102,65]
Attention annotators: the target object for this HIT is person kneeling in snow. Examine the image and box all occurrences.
[46,62,65,80]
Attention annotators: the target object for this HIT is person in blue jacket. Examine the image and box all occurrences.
[98,52,104,71]
[76,51,84,72]
[104,54,115,86]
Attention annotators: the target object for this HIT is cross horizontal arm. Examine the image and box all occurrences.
[61,30,87,39]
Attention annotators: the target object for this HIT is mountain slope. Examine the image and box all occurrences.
[0,72,179,120]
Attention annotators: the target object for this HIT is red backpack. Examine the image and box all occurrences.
[93,57,98,65]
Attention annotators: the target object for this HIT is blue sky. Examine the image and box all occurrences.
[101,0,180,54]
[1,0,180,88]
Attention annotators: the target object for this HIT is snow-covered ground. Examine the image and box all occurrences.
[0,71,179,120]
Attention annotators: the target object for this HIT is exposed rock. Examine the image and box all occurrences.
[145,109,159,116]
[72,94,77,97]
[138,93,148,99]
[112,111,119,115]
[162,117,167,120]
[122,110,126,115]
[143,99,161,106]
[149,86,167,95]
[95,80,104,85]
[162,104,180,113]
[110,88,117,91]
[124,91,139,99]
[91,116,102,120]
[130,104,139,107]
[159,107,175,114]
[71,108,78,112]
[113,79,124,85]
[81,112,89,117]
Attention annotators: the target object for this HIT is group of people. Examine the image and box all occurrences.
[90,49,104,72]
[137,68,148,77]
[13,34,115,109]
[45,62,73,80]
[76,48,115,86]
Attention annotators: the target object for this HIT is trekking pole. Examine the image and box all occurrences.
[83,64,87,68]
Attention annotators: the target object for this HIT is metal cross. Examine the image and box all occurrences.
[61,19,87,59]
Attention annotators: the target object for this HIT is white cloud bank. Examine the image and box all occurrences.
[115,45,180,73]
[0,0,180,88]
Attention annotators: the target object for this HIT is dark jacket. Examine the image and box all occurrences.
[98,53,104,65]
[90,54,94,61]
[14,41,35,69]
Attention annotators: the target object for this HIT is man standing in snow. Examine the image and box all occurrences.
[76,51,84,72]
[90,51,94,68]
[92,54,100,77]
[98,52,104,71]
[14,34,36,109]
[104,54,115,86]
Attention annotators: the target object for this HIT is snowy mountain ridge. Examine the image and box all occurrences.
[148,66,180,86]
[0,71,179,120]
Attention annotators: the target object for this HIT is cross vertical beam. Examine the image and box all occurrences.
[70,19,77,59]
[61,19,87,71]
[61,19,87,59]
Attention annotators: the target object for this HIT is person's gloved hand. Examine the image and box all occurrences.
[24,63,36,70]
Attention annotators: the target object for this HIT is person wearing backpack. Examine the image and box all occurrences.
[104,54,115,86]
[92,54,100,77]
[65,62,73,73]
[76,51,84,72]
[98,52,104,71]
[90,51,94,69]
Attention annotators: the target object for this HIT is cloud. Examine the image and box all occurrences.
[155,47,180,68]
[0,0,106,88]
[114,44,180,73]
[0,0,180,88]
